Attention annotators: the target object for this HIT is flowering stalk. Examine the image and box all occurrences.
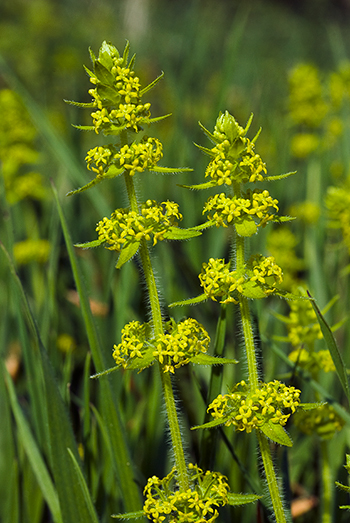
[174,111,324,523]
[68,41,258,522]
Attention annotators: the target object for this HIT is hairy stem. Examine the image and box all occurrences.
[123,165,189,491]
[257,431,290,523]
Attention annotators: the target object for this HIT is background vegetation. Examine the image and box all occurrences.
[2,1,350,521]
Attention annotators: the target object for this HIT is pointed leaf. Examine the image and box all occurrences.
[121,41,130,67]
[66,176,104,196]
[75,239,102,249]
[263,171,296,182]
[169,293,208,308]
[163,227,201,241]
[190,354,238,365]
[150,166,193,174]
[64,99,95,108]
[67,449,99,523]
[259,423,293,447]
[116,241,140,269]
[140,72,165,96]
[194,143,216,157]
[198,121,217,143]
[3,364,63,523]
[298,402,326,411]
[227,492,262,506]
[98,41,115,70]
[112,511,145,520]
[191,417,227,431]
[94,60,115,86]
[72,124,95,131]
[179,180,217,190]
[270,215,296,224]
[309,292,350,403]
[83,64,96,79]
[145,113,172,124]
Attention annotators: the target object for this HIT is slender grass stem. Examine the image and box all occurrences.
[320,440,332,523]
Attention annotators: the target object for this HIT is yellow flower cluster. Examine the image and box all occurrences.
[287,298,323,348]
[199,255,283,304]
[288,348,335,375]
[207,380,301,433]
[203,189,279,228]
[143,464,230,523]
[13,239,51,265]
[113,318,210,373]
[152,318,210,373]
[0,89,48,204]
[326,185,350,254]
[96,200,182,251]
[294,403,344,440]
[89,57,151,133]
[85,137,163,177]
[205,139,266,186]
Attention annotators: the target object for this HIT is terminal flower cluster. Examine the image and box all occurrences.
[203,189,279,232]
[85,136,163,177]
[207,380,301,433]
[96,200,182,251]
[294,403,344,440]
[200,112,266,186]
[198,255,283,304]
[113,318,210,373]
[143,464,230,523]
[84,41,156,134]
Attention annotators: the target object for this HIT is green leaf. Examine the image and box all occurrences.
[116,241,140,269]
[145,113,172,124]
[259,423,293,447]
[3,364,63,523]
[179,180,217,190]
[83,64,96,79]
[98,41,115,70]
[298,402,326,411]
[97,84,121,104]
[193,143,216,156]
[163,227,202,241]
[112,511,145,520]
[75,239,102,249]
[67,449,99,523]
[191,417,227,431]
[72,124,95,131]
[226,492,262,506]
[150,166,193,174]
[169,293,208,308]
[309,292,350,404]
[270,215,296,224]
[263,171,296,182]
[94,60,115,86]
[198,120,217,143]
[140,71,165,96]
[66,175,104,196]
[53,184,143,513]
[235,217,257,237]
[64,99,95,108]
[190,354,238,365]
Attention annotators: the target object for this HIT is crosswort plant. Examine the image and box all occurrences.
[66,41,347,523]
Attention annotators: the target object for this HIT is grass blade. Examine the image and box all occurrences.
[3,363,63,523]
[52,182,143,513]
[308,292,350,404]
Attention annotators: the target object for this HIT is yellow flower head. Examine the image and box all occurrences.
[208,380,301,433]
[143,464,230,523]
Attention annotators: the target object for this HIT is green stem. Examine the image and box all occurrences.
[257,431,289,523]
[236,234,259,390]
[236,230,288,522]
[123,168,189,491]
